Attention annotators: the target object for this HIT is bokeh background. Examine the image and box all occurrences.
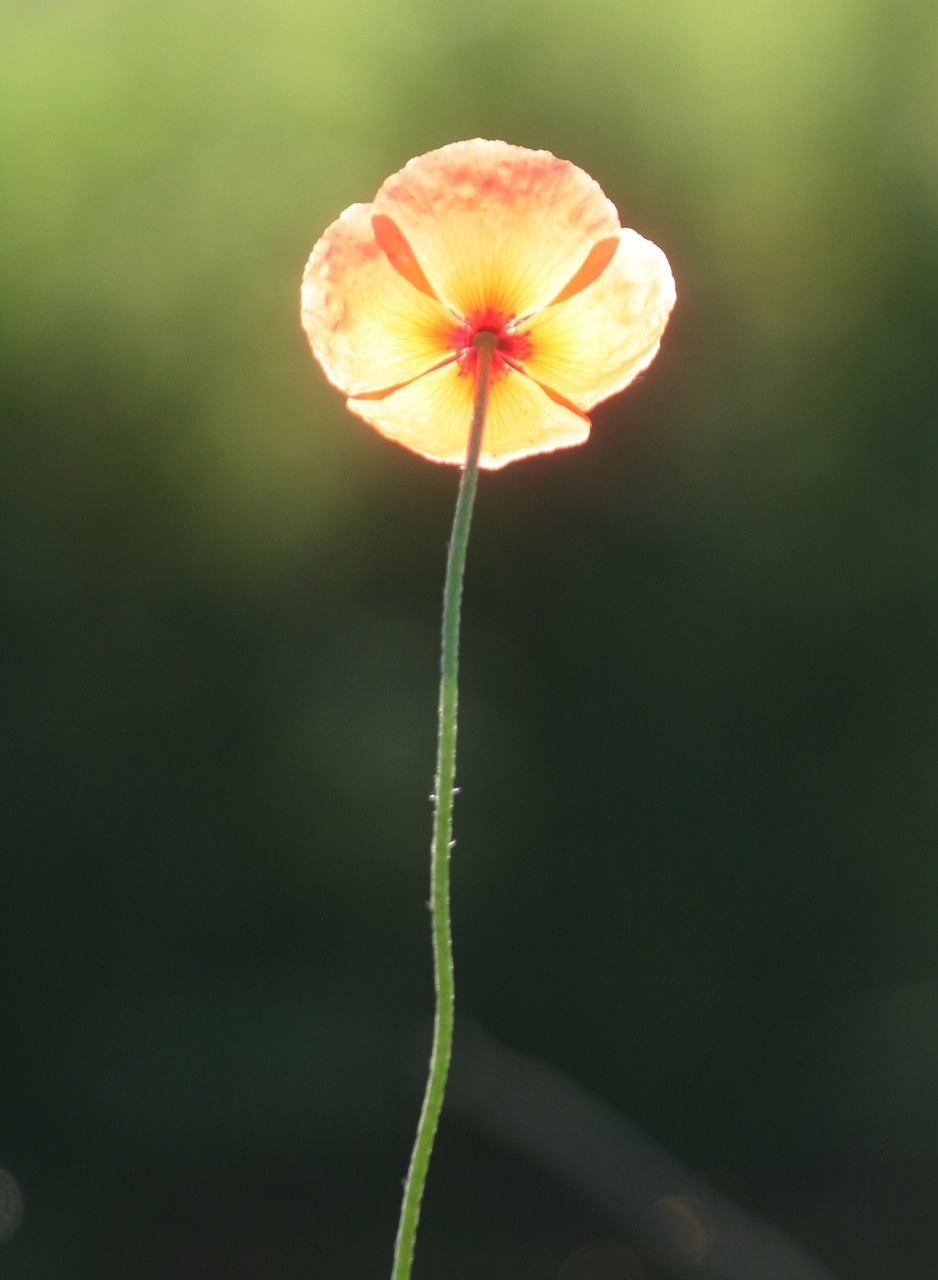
[3,1,938,1276]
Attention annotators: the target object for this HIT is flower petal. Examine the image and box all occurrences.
[371,139,621,321]
[521,229,676,411]
[370,213,438,299]
[547,234,621,306]
[346,364,591,469]
[301,202,458,397]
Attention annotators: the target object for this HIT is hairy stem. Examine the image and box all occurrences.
[390,331,497,1280]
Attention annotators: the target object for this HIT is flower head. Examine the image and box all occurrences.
[301,140,675,468]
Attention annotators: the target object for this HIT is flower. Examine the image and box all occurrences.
[301,139,675,468]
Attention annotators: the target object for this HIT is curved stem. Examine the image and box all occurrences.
[391,332,497,1280]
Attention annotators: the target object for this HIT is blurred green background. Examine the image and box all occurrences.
[3,0,938,1276]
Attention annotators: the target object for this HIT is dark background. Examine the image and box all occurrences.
[3,1,938,1276]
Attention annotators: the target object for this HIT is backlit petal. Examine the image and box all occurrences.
[521,229,676,411]
[371,214,438,299]
[548,234,621,306]
[372,140,621,321]
[347,365,591,469]
[301,202,458,397]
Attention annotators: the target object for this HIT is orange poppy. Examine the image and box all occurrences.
[301,139,675,468]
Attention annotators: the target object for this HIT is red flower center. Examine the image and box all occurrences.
[452,307,533,378]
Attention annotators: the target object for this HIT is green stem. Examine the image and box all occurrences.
[390,331,498,1280]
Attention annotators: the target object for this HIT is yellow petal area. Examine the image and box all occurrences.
[347,362,591,469]
[521,229,676,411]
[301,202,459,398]
[372,140,621,322]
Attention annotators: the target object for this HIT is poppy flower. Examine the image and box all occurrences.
[301,139,675,468]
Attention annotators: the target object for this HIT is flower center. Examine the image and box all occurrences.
[452,307,532,378]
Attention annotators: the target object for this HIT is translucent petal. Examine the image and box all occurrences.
[372,140,621,321]
[346,363,591,469]
[548,234,621,305]
[521,229,676,411]
[301,202,458,397]
[371,214,438,299]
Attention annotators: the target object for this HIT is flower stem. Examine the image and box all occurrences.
[390,331,498,1280]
